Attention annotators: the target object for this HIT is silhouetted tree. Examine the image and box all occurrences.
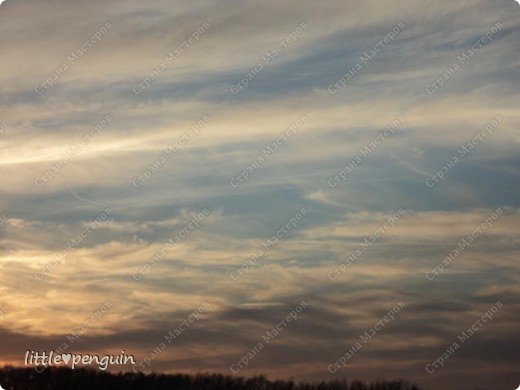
[0,366,422,390]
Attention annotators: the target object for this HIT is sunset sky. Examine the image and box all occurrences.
[0,0,519,389]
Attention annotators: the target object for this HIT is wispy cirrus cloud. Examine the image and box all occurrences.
[0,1,519,389]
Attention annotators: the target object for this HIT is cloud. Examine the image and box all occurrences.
[0,1,519,388]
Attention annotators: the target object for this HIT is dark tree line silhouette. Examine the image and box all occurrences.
[0,366,421,390]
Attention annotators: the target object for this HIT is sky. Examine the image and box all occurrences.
[0,0,519,389]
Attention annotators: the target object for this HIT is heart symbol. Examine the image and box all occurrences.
[61,354,72,364]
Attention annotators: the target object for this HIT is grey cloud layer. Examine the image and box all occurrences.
[0,1,519,389]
